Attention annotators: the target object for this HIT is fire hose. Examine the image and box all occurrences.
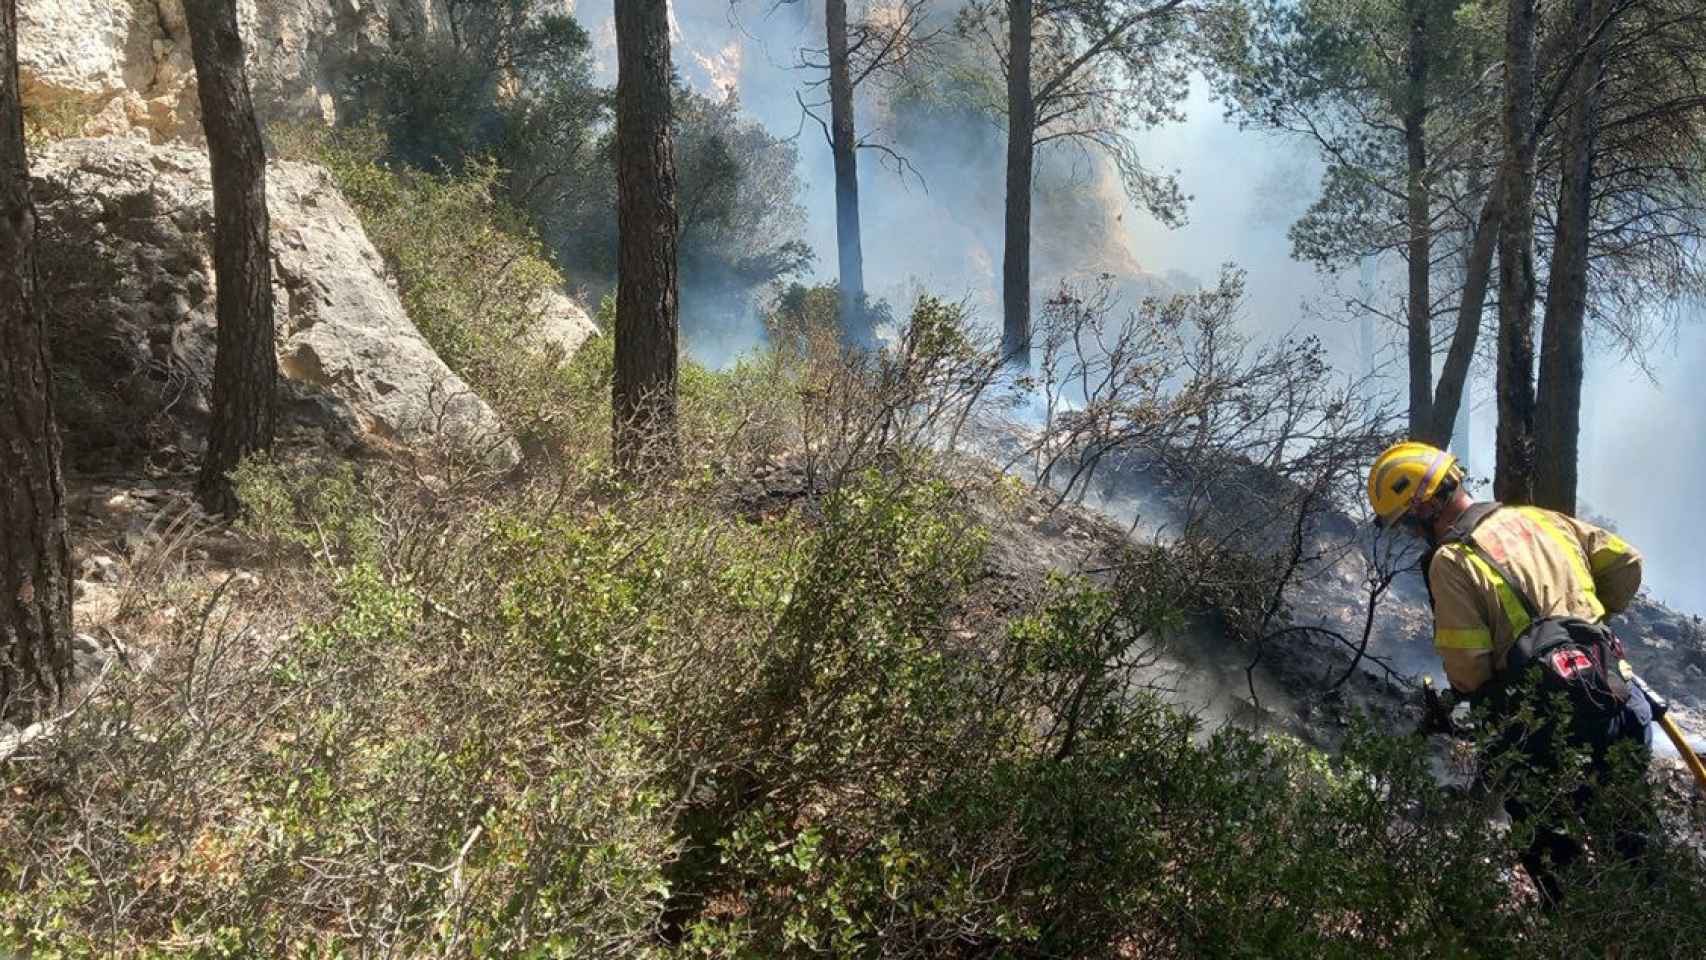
[1628,673,1706,796]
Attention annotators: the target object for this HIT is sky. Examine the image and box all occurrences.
[572,0,1706,619]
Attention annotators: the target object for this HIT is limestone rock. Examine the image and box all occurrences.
[531,288,601,364]
[33,138,520,469]
[81,555,123,584]
[20,0,196,141]
[17,0,427,142]
[16,0,155,118]
[68,631,152,697]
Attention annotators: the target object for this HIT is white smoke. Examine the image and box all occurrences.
[585,0,1706,624]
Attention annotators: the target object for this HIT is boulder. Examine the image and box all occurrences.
[33,138,520,469]
[530,287,601,363]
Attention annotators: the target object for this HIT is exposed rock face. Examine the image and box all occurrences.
[17,0,431,142]
[16,0,162,136]
[531,288,601,363]
[33,138,519,468]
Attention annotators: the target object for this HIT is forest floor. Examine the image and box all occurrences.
[66,452,1706,745]
[52,450,1706,861]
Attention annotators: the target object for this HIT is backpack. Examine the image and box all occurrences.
[1435,504,1634,732]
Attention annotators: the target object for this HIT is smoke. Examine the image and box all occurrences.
[575,0,1176,335]
[1438,309,1706,618]
[1129,86,1706,624]
[574,0,1706,622]
[1575,328,1706,614]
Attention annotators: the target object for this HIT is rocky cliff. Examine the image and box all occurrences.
[34,138,519,469]
[17,0,436,142]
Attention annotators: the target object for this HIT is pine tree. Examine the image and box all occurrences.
[612,0,680,476]
[185,0,277,515]
[0,0,74,721]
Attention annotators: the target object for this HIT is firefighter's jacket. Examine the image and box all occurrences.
[1428,505,1642,694]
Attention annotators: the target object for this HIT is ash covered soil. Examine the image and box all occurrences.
[954,440,1706,813]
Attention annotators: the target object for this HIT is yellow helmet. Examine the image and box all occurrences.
[1367,441,1463,528]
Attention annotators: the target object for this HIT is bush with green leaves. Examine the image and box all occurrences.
[10,449,1706,957]
[342,0,605,181]
[0,476,683,955]
[230,454,378,566]
[555,296,801,476]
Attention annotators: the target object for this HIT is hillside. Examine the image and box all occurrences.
[6,0,1706,955]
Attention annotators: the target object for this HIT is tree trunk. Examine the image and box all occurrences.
[826,0,867,344]
[1495,0,1538,504]
[1534,0,1610,514]
[1002,0,1035,364]
[1426,175,1503,446]
[1404,0,1433,439]
[612,0,679,477]
[185,0,276,516]
[0,0,73,722]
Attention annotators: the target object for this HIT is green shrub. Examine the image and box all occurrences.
[8,450,1706,956]
[0,476,683,955]
[559,293,801,477]
[231,454,378,568]
[22,97,94,146]
[340,0,602,181]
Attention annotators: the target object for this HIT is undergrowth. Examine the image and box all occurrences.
[7,436,1706,955]
[23,98,94,147]
[7,162,1706,954]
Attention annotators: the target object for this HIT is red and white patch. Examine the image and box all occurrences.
[1550,649,1594,679]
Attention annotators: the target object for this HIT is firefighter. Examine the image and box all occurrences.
[1368,440,1655,907]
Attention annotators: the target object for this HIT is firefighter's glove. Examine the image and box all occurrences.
[1418,679,1459,737]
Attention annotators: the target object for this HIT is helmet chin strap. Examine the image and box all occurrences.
[1415,483,1470,547]
[1407,494,1449,547]
[1409,450,1451,515]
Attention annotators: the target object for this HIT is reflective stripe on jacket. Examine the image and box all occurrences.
[1428,505,1642,694]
